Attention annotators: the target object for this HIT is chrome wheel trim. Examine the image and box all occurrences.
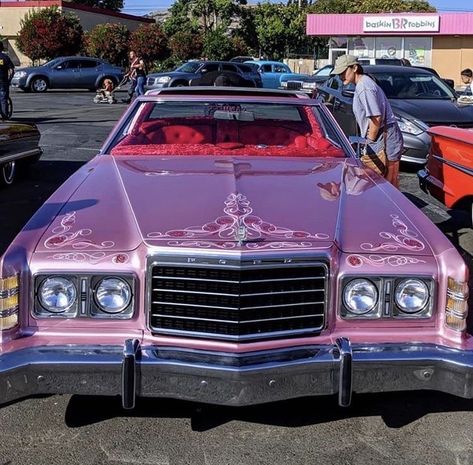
[1,161,16,185]
[33,78,47,92]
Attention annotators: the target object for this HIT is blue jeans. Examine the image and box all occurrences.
[135,76,145,96]
[0,83,9,119]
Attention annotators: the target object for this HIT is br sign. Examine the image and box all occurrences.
[363,15,440,33]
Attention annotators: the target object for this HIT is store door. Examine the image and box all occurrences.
[329,49,348,65]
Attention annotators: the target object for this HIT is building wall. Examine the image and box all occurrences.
[432,36,473,86]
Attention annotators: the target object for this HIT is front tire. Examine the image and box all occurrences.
[0,161,16,186]
[30,77,48,93]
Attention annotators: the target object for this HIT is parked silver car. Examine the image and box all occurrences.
[11,56,124,93]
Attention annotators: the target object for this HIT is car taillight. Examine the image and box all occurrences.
[445,277,469,331]
[0,274,19,330]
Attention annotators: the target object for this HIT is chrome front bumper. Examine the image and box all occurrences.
[2,339,473,409]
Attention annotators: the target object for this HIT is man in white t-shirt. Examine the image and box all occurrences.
[460,68,473,95]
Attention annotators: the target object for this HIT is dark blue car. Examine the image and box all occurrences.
[11,56,124,93]
[145,61,262,89]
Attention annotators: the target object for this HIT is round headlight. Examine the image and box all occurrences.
[395,279,429,313]
[39,277,77,313]
[343,279,378,315]
[95,278,131,313]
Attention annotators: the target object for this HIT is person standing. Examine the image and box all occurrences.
[332,54,403,188]
[125,50,146,103]
[460,68,473,95]
[0,42,14,120]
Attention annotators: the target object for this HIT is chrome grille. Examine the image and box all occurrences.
[286,81,303,90]
[149,257,327,341]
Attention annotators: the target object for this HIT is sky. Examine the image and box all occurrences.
[123,0,473,16]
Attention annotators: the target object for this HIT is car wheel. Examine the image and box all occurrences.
[30,77,48,93]
[172,81,187,87]
[0,161,16,186]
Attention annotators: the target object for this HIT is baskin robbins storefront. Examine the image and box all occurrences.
[306,12,473,86]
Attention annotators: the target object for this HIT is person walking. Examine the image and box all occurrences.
[0,42,14,120]
[332,54,403,188]
[124,50,146,103]
[460,68,473,95]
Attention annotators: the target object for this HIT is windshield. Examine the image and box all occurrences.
[42,58,63,68]
[109,100,347,158]
[175,62,201,73]
[315,66,333,77]
[372,72,455,99]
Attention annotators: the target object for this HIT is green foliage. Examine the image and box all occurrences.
[163,0,201,36]
[310,0,435,13]
[16,7,83,62]
[69,0,124,12]
[149,56,183,73]
[130,24,169,65]
[85,23,130,66]
[168,31,203,60]
[202,27,235,60]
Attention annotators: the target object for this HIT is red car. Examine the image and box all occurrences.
[418,126,473,222]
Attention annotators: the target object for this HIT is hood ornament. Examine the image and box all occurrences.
[236,224,247,244]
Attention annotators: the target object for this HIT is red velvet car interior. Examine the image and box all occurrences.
[110,111,345,158]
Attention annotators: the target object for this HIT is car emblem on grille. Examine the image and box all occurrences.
[236,225,247,244]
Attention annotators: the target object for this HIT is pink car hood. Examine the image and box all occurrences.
[35,156,433,256]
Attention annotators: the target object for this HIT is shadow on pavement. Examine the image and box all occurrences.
[64,390,473,431]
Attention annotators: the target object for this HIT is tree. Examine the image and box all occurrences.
[310,0,435,13]
[130,24,169,65]
[190,0,247,32]
[70,0,124,12]
[162,0,201,37]
[85,23,129,66]
[202,27,235,60]
[168,31,203,61]
[16,7,83,62]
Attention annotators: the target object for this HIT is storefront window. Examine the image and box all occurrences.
[329,37,348,49]
[403,37,432,66]
[348,37,375,58]
[375,37,403,59]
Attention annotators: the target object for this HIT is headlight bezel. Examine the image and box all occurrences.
[33,273,135,319]
[91,276,133,317]
[35,275,79,317]
[341,277,382,319]
[392,277,432,318]
[341,275,434,320]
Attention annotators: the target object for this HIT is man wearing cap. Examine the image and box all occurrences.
[331,54,403,188]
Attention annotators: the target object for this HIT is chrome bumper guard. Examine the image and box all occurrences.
[2,338,473,409]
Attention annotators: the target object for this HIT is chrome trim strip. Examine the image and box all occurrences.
[122,339,140,409]
[432,154,473,176]
[153,288,321,297]
[0,289,18,298]
[153,276,324,284]
[150,326,325,342]
[152,313,323,324]
[336,337,353,407]
[152,300,324,311]
[1,148,42,164]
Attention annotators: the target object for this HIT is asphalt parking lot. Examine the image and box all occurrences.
[0,90,472,465]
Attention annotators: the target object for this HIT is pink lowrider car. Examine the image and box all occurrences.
[0,88,470,409]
